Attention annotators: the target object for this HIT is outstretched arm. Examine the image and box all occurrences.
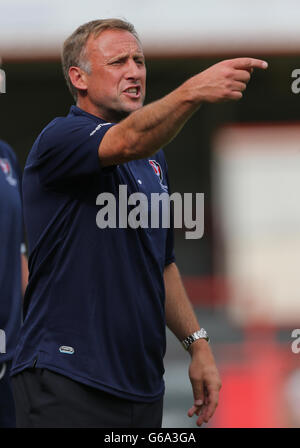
[164,262,222,427]
[99,58,268,166]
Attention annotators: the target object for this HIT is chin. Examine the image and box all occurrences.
[124,101,143,112]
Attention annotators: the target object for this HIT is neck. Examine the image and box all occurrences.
[76,97,108,120]
[76,97,127,123]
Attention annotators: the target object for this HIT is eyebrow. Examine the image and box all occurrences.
[106,52,145,63]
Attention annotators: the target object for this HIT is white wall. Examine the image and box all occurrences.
[1,0,300,57]
[213,125,300,326]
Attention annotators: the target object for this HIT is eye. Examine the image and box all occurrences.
[110,57,126,65]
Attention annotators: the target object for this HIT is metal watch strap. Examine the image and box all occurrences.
[181,328,210,350]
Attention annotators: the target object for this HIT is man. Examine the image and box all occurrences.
[11,19,267,428]
[0,63,29,428]
[0,137,28,427]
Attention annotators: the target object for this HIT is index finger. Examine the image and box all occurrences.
[232,58,268,70]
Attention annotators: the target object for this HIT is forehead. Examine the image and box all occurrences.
[86,29,144,61]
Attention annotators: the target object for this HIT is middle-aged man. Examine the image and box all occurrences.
[11,19,268,428]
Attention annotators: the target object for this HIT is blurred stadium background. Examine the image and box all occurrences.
[1,0,300,428]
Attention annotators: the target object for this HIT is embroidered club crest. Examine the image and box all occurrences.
[149,160,163,183]
[0,158,17,186]
[148,159,168,192]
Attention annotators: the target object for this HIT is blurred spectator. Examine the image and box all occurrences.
[0,138,28,427]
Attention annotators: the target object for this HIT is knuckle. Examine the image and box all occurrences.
[224,89,233,99]
[223,67,232,78]
[190,374,202,384]
[244,57,252,67]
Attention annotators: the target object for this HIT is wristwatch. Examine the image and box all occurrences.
[181,328,210,350]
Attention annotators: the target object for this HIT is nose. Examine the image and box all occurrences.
[124,58,141,80]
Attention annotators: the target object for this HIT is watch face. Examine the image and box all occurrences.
[199,329,208,338]
[182,329,210,350]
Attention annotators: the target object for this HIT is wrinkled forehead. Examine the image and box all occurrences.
[85,29,144,62]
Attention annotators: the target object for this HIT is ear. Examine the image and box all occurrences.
[69,66,88,93]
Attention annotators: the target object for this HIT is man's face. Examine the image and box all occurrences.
[82,29,146,122]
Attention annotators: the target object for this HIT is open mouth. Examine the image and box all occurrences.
[123,86,141,98]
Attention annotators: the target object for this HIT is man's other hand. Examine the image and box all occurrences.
[187,339,222,427]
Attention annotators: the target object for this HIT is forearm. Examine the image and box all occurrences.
[21,254,29,298]
[99,81,200,166]
[164,263,221,425]
[164,263,202,342]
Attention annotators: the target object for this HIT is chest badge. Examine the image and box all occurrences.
[0,158,17,186]
[148,160,168,192]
